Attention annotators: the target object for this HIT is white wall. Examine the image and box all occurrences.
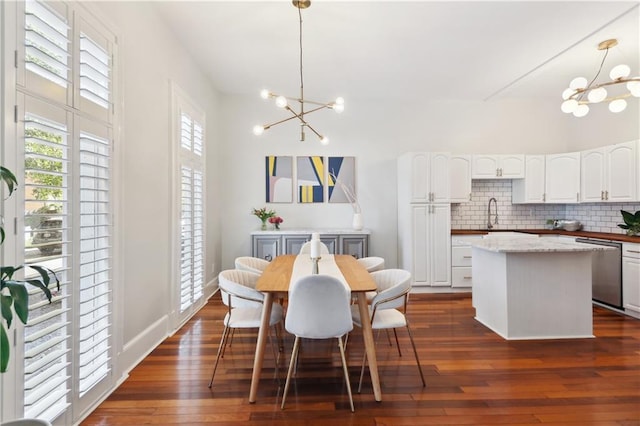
[219,93,638,269]
[93,2,221,367]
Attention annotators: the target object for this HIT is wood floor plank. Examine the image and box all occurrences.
[82,293,640,425]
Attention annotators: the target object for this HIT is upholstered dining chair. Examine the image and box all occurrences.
[298,240,330,255]
[235,256,270,274]
[281,274,355,412]
[208,269,284,389]
[351,269,425,392]
[356,256,386,303]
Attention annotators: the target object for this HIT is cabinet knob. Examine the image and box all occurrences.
[265,254,272,262]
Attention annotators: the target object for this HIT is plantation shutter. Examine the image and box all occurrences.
[77,123,112,398]
[22,98,72,421]
[178,112,204,315]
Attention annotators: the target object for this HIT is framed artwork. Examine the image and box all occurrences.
[328,156,356,204]
[265,156,293,203]
[296,156,324,203]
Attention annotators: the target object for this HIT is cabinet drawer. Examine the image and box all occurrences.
[452,267,473,288]
[623,243,640,259]
[452,246,473,266]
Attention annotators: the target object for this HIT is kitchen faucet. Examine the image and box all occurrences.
[487,197,498,229]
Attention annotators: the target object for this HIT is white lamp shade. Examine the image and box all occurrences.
[253,125,265,136]
[333,103,345,113]
[627,79,640,97]
[260,89,270,99]
[573,104,589,117]
[562,88,575,100]
[610,64,631,80]
[569,77,588,90]
[561,99,578,113]
[320,136,330,145]
[609,99,627,113]
[587,87,607,103]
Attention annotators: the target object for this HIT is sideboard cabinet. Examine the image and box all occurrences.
[251,229,370,261]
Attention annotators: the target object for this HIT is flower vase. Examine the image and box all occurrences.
[275,223,280,230]
[261,219,268,231]
[352,212,363,231]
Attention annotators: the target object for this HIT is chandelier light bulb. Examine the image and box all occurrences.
[275,96,288,108]
[609,99,627,113]
[561,88,575,100]
[609,64,630,80]
[260,89,270,99]
[569,77,588,90]
[333,103,345,113]
[587,87,607,103]
[253,125,265,136]
[627,79,640,97]
[572,104,589,117]
[561,99,578,113]
[320,136,329,145]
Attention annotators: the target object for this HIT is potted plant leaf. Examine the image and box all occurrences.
[618,209,640,236]
[1,165,59,373]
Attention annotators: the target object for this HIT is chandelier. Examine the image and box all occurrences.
[561,39,640,117]
[252,0,344,144]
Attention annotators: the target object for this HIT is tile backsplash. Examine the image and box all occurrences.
[451,180,640,235]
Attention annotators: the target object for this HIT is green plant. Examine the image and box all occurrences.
[1,165,59,372]
[618,210,640,236]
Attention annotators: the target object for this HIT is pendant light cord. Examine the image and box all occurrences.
[579,48,609,101]
[298,5,304,120]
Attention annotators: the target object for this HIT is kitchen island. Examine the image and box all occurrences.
[471,237,611,340]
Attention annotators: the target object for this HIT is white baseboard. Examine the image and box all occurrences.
[120,315,171,376]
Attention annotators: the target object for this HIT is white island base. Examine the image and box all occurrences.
[472,247,594,340]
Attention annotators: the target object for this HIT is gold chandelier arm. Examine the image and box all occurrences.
[569,77,640,103]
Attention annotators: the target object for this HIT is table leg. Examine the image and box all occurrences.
[357,292,381,401]
[249,292,274,403]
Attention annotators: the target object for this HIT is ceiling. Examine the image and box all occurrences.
[153,1,640,105]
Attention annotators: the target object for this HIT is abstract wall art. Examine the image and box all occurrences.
[296,156,324,203]
[328,156,356,204]
[265,156,293,203]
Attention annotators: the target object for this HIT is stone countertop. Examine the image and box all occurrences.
[452,228,640,244]
[471,237,617,253]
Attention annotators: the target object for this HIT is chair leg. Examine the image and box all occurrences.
[281,336,301,410]
[209,325,231,388]
[393,328,402,357]
[405,323,426,387]
[338,336,355,412]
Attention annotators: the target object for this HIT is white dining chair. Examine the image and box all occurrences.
[351,269,425,392]
[281,274,355,412]
[298,240,330,255]
[357,256,385,273]
[234,256,270,274]
[208,269,284,389]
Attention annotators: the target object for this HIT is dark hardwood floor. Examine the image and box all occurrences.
[82,293,640,425]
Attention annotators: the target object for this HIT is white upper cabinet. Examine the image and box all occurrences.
[398,152,450,203]
[512,155,545,203]
[581,141,637,203]
[450,155,472,203]
[472,154,524,179]
[545,152,581,203]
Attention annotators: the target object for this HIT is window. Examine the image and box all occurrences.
[13,0,117,423]
[173,89,206,324]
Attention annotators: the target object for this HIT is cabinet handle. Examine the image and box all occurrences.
[265,254,272,261]
[601,190,605,200]
[463,256,472,259]
[468,193,472,201]
[628,250,640,254]
[463,276,472,279]
[605,190,609,200]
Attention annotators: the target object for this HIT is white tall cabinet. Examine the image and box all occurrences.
[398,152,451,288]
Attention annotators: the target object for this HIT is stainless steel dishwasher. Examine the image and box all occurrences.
[575,237,623,309]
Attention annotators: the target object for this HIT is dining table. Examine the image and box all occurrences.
[249,254,382,403]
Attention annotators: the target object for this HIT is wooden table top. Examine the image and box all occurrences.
[256,254,377,293]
